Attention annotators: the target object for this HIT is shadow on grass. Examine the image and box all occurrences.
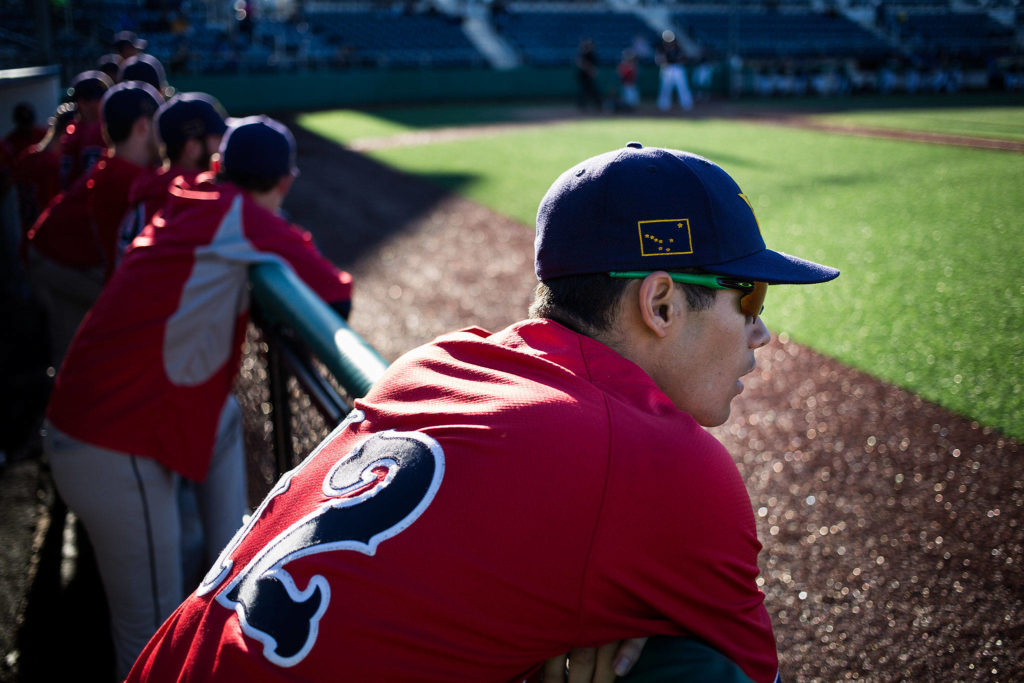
[284,121,479,270]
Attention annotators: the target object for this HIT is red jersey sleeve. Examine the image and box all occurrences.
[585,417,779,682]
[241,201,353,306]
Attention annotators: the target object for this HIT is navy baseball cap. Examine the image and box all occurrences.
[155,93,228,147]
[68,71,113,102]
[535,143,839,284]
[113,30,147,51]
[97,53,122,80]
[101,81,163,129]
[118,54,167,92]
[219,116,298,181]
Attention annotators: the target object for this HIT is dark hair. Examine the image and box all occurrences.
[215,167,280,193]
[528,272,717,335]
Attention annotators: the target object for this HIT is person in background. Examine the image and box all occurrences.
[4,103,47,160]
[97,53,123,82]
[43,116,353,679]
[656,31,693,112]
[114,30,147,60]
[60,70,112,189]
[26,81,164,367]
[119,53,173,99]
[617,49,639,111]
[117,92,229,261]
[12,102,77,241]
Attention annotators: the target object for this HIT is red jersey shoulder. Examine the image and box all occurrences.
[194,410,446,668]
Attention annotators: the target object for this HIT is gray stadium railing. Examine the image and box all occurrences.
[249,260,389,475]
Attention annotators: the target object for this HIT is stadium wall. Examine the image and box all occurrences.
[0,66,61,139]
[171,65,660,114]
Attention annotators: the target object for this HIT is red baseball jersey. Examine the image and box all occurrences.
[4,124,46,159]
[46,174,353,482]
[59,118,106,189]
[13,144,61,237]
[127,320,778,681]
[116,166,201,262]
[27,154,154,278]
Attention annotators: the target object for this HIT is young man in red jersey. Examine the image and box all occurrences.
[59,70,113,189]
[44,116,353,679]
[130,143,838,682]
[26,81,163,367]
[116,91,228,261]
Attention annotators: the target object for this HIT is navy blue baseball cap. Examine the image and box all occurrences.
[535,143,839,285]
[118,54,167,92]
[219,115,298,181]
[101,81,163,129]
[68,70,113,102]
[113,30,147,51]
[155,93,228,147]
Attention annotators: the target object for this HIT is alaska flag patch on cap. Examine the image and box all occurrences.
[639,218,693,257]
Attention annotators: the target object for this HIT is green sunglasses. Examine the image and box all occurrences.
[609,271,767,318]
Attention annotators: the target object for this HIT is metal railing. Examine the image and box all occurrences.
[249,260,389,476]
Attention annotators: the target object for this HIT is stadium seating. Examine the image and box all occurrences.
[673,10,893,60]
[308,10,486,68]
[896,11,1016,59]
[492,10,656,67]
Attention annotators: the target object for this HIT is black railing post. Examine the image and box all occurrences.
[265,330,294,476]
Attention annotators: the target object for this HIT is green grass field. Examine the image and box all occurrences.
[299,102,1024,440]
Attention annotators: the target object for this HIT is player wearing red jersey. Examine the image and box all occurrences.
[12,102,77,240]
[117,92,229,262]
[59,71,112,189]
[129,143,838,682]
[26,81,163,367]
[44,116,353,679]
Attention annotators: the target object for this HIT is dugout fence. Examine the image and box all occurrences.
[245,261,389,493]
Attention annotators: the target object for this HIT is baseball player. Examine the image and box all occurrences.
[116,92,228,261]
[26,81,163,367]
[656,31,693,112]
[113,30,147,60]
[127,143,838,682]
[11,102,76,239]
[59,70,112,189]
[118,53,172,98]
[43,115,353,679]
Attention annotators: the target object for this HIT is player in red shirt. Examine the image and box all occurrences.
[117,91,229,263]
[44,116,353,679]
[128,143,839,682]
[26,81,163,367]
[59,70,112,189]
[4,102,47,159]
[12,102,77,241]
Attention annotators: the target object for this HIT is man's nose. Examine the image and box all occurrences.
[750,317,771,349]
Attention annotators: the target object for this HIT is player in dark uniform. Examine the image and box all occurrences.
[128,143,838,682]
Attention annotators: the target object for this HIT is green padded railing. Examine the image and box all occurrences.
[249,261,389,399]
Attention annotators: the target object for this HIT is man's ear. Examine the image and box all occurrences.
[276,173,295,196]
[636,271,680,338]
